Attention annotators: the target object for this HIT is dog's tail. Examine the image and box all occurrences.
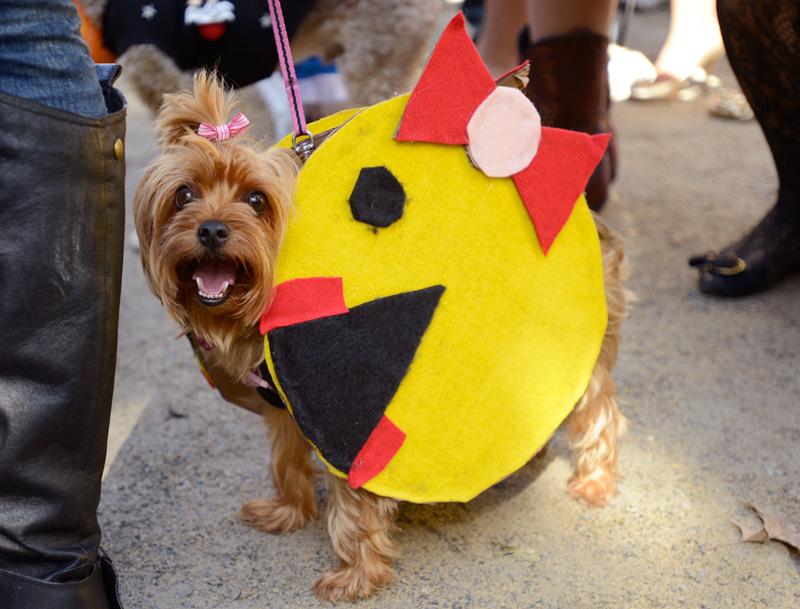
[565,212,631,506]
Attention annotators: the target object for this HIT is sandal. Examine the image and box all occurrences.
[708,87,754,120]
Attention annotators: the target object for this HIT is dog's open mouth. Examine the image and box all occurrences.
[191,258,237,307]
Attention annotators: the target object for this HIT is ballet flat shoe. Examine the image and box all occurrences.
[688,251,800,297]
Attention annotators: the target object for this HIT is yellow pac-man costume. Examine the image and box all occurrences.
[260,14,609,503]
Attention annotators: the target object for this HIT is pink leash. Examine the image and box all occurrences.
[266,0,315,158]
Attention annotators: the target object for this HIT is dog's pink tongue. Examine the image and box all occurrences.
[192,259,236,294]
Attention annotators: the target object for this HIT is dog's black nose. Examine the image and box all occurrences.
[197,221,230,252]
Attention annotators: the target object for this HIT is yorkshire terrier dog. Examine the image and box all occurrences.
[134,71,629,602]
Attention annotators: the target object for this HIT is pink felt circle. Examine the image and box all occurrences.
[466,87,542,178]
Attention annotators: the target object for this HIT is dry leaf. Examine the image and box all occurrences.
[729,519,769,544]
[747,503,800,550]
[496,64,530,92]
[728,504,800,552]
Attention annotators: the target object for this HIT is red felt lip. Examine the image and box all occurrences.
[348,415,406,489]
[198,23,226,41]
[260,277,349,335]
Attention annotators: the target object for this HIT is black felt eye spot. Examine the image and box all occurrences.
[349,166,406,228]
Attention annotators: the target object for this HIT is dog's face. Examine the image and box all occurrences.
[133,72,298,351]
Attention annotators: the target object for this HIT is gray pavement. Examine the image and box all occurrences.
[101,6,800,608]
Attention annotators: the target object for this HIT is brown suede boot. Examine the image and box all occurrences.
[524,29,617,210]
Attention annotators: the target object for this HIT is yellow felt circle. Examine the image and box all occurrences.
[268,94,607,503]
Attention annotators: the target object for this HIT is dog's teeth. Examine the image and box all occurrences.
[198,283,227,296]
[197,281,230,302]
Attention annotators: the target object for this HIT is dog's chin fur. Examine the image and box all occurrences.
[135,72,631,603]
[133,71,299,379]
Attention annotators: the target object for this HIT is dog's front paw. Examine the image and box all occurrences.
[239,496,316,534]
[567,467,616,506]
[313,561,394,602]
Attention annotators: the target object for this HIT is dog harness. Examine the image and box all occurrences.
[188,333,286,412]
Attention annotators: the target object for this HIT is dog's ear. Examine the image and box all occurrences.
[154,70,237,146]
[132,164,165,302]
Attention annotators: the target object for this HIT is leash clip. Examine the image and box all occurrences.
[292,130,315,161]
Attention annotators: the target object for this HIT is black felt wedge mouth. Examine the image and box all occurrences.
[265,285,445,482]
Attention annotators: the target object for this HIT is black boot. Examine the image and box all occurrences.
[523,29,617,211]
[0,65,126,609]
[689,0,800,296]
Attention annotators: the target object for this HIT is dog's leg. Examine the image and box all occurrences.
[313,476,399,602]
[240,407,318,534]
[194,351,318,532]
[566,215,630,506]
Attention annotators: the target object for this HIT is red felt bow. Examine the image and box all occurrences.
[197,112,250,141]
[395,13,608,255]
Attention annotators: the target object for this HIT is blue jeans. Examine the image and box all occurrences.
[0,0,107,118]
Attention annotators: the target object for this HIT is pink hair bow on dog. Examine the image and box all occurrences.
[197,112,250,141]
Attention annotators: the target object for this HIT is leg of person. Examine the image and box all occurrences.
[0,1,126,607]
[0,0,107,118]
[630,0,724,101]
[475,0,528,79]
[523,0,619,210]
[689,0,800,296]
[652,0,723,82]
[526,0,617,38]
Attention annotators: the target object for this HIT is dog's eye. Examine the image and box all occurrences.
[175,186,197,210]
[245,191,269,215]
